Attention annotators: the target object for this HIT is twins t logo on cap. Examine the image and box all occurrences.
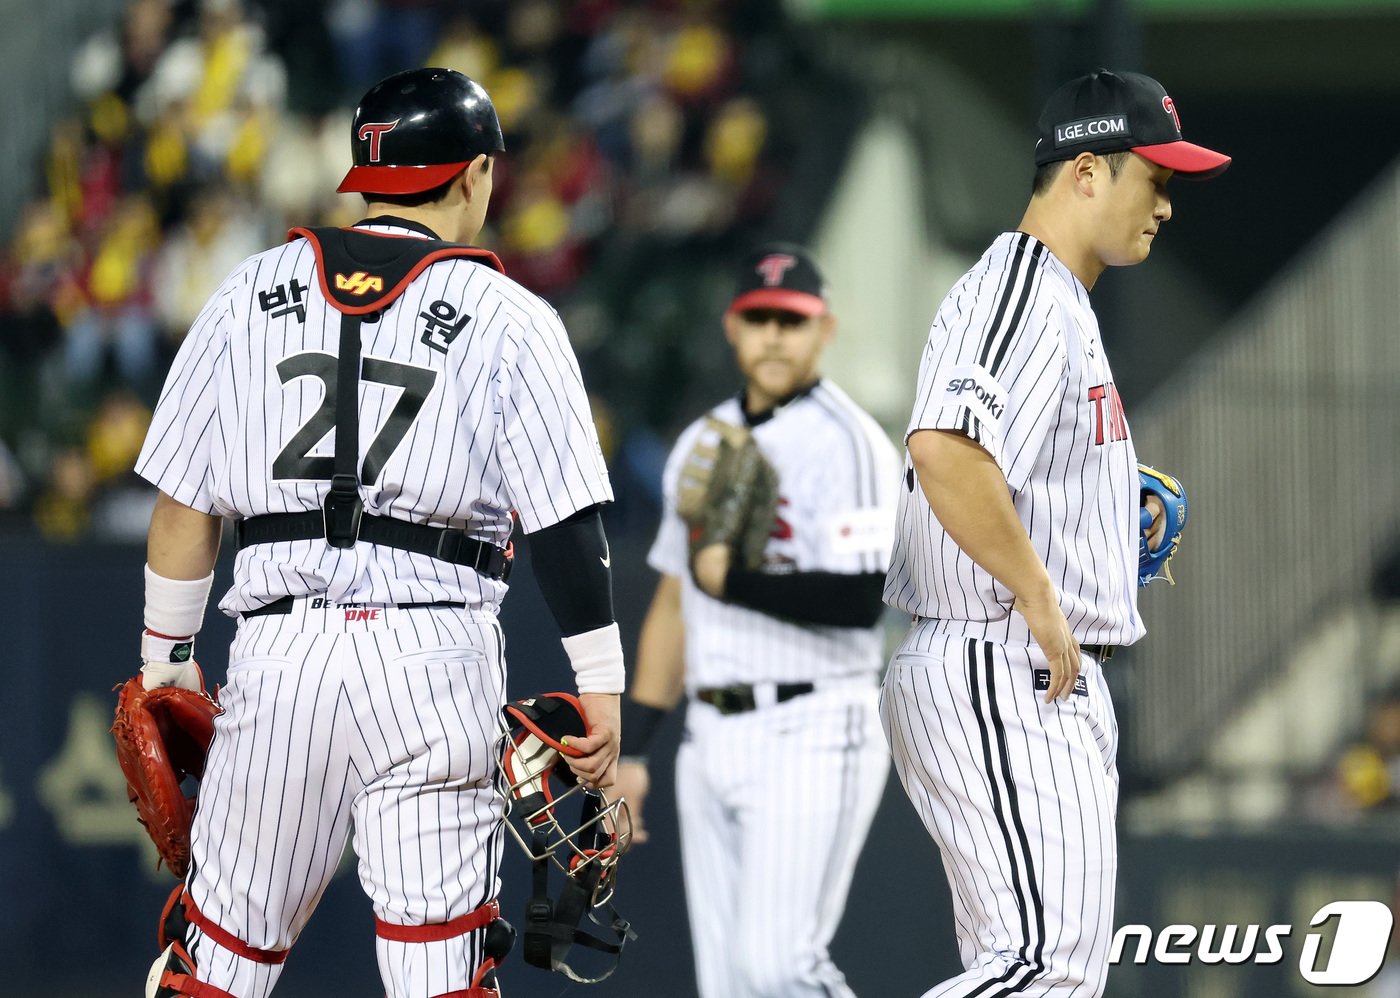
[1162,95,1181,132]
[755,254,797,287]
[357,119,401,163]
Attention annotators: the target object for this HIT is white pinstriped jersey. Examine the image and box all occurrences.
[884,231,1145,647]
[649,380,901,689]
[136,221,612,614]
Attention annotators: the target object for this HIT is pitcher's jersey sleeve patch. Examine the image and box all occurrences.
[909,327,1065,494]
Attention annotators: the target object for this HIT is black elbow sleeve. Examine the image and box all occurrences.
[723,569,888,628]
[527,505,616,637]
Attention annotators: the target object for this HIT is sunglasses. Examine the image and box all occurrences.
[737,308,810,327]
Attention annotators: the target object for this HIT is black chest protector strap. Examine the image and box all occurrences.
[322,310,364,548]
[235,225,512,577]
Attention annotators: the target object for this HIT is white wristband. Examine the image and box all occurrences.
[144,564,215,638]
[561,622,626,695]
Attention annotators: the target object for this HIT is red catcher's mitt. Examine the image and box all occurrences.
[110,677,221,878]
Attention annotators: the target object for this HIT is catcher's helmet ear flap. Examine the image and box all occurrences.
[499,693,636,983]
[337,67,506,196]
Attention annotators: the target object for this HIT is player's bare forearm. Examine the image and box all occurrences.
[147,491,222,580]
[908,429,1080,701]
[631,574,686,710]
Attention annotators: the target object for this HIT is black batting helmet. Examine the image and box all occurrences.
[337,67,506,196]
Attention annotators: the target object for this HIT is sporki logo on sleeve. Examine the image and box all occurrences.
[940,364,1007,422]
[1109,900,1394,985]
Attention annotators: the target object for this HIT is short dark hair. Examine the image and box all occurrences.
[359,159,488,208]
[1031,150,1132,196]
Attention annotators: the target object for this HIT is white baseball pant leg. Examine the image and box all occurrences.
[678,686,888,998]
[182,603,506,998]
[880,632,1119,998]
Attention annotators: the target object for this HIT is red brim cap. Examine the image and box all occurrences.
[1132,140,1231,180]
[336,161,470,195]
[727,288,827,316]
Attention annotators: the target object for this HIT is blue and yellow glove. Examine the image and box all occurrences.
[1138,464,1188,587]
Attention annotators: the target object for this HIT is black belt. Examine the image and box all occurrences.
[235,511,512,581]
[695,682,815,715]
[1082,644,1116,662]
[242,594,468,618]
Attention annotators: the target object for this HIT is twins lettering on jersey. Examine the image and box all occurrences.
[1087,383,1128,444]
[771,497,793,541]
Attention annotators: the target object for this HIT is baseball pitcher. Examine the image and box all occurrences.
[882,69,1224,997]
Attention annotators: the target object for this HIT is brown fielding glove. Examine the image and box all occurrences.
[110,676,221,878]
[675,416,780,570]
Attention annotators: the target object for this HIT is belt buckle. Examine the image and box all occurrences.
[706,686,754,715]
[434,528,464,563]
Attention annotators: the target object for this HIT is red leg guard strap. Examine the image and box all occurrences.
[471,957,497,989]
[159,942,240,998]
[428,989,499,998]
[183,892,290,964]
[375,898,501,943]
[158,884,185,951]
[162,972,240,998]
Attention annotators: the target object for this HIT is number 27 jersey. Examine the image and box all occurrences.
[135,220,612,614]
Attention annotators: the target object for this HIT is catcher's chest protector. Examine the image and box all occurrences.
[288,225,504,316]
[265,226,507,551]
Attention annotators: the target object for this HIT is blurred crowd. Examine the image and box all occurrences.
[1305,551,1400,825]
[0,0,823,540]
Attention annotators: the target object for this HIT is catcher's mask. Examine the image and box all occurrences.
[499,693,636,984]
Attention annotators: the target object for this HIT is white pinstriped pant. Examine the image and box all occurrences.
[880,627,1119,998]
[677,683,889,998]
[184,600,507,997]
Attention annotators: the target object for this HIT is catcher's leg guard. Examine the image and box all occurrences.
[145,941,238,998]
[375,898,513,998]
[160,885,290,964]
[154,884,291,998]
